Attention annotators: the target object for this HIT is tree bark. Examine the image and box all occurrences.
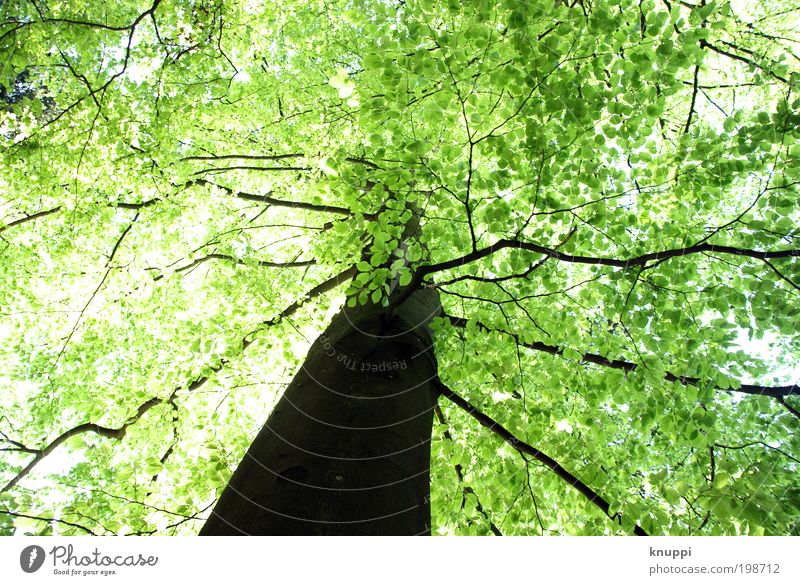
[200,288,441,535]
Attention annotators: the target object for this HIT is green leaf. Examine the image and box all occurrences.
[398,269,412,287]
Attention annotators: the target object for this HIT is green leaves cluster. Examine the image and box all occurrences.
[1,0,798,535]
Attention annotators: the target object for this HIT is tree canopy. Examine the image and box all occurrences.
[1,0,799,535]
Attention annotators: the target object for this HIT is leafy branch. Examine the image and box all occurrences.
[0,508,97,535]
[0,206,62,234]
[1,397,168,493]
[437,380,649,536]
[443,314,799,409]
[1,265,357,493]
[419,239,800,277]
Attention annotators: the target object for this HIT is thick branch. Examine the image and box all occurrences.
[778,397,800,419]
[115,198,161,210]
[0,198,160,232]
[192,179,354,216]
[699,39,790,84]
[443,315,799,404]
[1,398,164,493]
[437,381,648,535]
[257,264,358,329]
[34,0,161,32]
[193,165,312,175]
[181,153,304,162]
[173,253,315,274]
[684,65,699,134]
[3,263,357,494]
[0,206,62,234]
[420,239,800,277]
[0,177,362,236]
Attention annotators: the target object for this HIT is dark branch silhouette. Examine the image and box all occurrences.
[0,508,98,535]
[437,381,649,536]
[443,315,799,406]
[2,397,166,493]
[0,206,62,233]
[420,239,800,277]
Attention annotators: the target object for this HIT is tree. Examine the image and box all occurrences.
[1,0,798,536]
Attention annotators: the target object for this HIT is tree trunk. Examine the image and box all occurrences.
[200,288,441,535]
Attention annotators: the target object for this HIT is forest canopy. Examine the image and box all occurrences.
[1,0,799,535]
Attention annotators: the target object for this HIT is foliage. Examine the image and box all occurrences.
[1,0,799,535]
